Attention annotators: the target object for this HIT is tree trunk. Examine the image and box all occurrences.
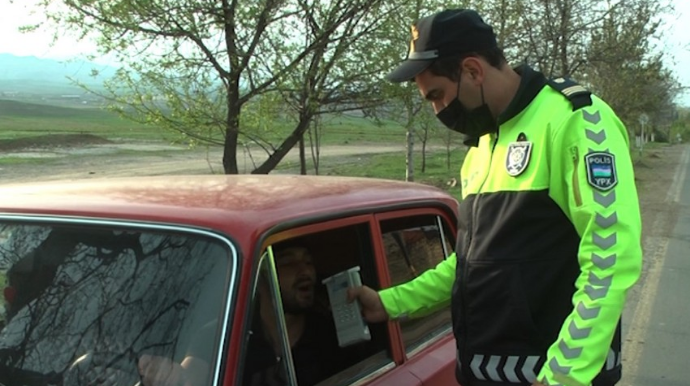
[559,0,570,76]
[446,131,452,170]
[421,138,427,173]
[406,127,414,182]
[309,120,321,175]
[223,93,241,174]
[299,135,307,175]
[252,114,312,174]
[420,125,429,173]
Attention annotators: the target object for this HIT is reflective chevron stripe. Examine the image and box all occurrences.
[470,354,487,381]
[463,351,621,383]
[467,354,543,383]
[605,348,622,371]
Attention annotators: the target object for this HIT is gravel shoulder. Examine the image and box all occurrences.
[633,144,686,271]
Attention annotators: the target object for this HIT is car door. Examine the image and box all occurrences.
[374,209,458,386]
[236,215,425,386]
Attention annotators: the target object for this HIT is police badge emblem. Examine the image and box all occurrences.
[585,151,617,191]
[506,141,533,177]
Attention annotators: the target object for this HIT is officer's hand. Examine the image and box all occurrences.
[346,285,389,323]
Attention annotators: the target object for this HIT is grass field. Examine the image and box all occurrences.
[321,150,465,196]
[0,99,172,141]
[0,98,417,145]
[0,98,468,151]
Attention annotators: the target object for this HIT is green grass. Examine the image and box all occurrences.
[315,115,406,145]
[0,157,53,165]
[0,99,171,141]
[0,98,462,153]
[321,148,466,197]
[0,99,416,146]
[239,114,410,147]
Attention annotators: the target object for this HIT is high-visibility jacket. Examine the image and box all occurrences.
[380,66,642,386]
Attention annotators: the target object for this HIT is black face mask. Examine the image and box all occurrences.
[436,79,498,140]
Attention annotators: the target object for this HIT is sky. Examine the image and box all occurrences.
[1,0,689,106]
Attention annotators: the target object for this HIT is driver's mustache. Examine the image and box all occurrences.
[294,276,314,287]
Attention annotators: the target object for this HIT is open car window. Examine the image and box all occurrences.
[243,221,393,386]
[380,214,453,354]
[0,220,235,386]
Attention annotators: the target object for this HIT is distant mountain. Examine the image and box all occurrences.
[0,54,117,95]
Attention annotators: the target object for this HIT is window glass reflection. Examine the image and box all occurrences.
[0,223,233,386]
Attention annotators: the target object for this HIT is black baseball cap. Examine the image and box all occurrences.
[386,9,497,83]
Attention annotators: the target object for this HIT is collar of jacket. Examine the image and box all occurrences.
[497,65,547,125]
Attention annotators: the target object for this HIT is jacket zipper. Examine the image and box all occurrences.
[461,132,500,371]
[571,146,583,207]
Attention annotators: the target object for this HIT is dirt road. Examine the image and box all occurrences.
[0,142,408,184]
[621,145,690,385]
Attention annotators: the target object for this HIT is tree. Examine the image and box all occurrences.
[473,0,671,80]
[415,106,442,174]
[37,0,390,174]
[511,0,601,77]
[251,0,391,174]
[467,0,526,64]
[586,0,679,144]
[370,0,455,182]
[472,0,678,145]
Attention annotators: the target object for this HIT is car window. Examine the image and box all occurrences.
[243,221,393,386]
[0,221,235,386]
[380,214,453,354]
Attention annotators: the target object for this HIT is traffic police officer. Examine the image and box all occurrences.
[349,8,642,386]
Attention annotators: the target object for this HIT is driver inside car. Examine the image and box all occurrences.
[138,242,357,386]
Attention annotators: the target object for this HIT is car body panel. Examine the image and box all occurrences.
[0,175,459,386]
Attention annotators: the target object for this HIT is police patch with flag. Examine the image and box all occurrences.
[585,152,617,191]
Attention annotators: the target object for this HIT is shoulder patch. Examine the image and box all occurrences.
[548,77,593,111]
[585,152,617,191]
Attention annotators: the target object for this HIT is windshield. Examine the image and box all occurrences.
[0,221,235,386]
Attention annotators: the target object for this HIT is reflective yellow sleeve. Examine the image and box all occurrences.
[379,252,456,320]
[539,99,642,386]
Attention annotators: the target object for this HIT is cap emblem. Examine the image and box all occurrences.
[408,24,420,55]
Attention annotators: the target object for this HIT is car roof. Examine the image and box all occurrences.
[0,175,458,247]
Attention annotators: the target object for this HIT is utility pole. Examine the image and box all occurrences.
[638,113,649,158]
[406,125,415,182]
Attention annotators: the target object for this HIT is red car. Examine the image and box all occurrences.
[0,175,458,386]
